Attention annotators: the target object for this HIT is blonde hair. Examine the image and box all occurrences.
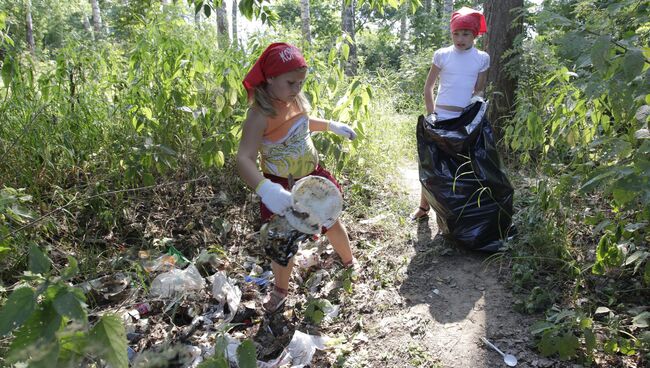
[251,68,311,117]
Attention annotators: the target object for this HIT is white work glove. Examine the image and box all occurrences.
[470,95,485,105]
[256,179,292,215]
[327,121,357,140]
[424,112,437,125]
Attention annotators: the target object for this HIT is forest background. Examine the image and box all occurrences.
[0,0,648,367]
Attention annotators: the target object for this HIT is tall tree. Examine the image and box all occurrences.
[443,0,454,18]
[90,0,102,39]
[25,0,35,56]
[424,0,431,13]
[300,0,311,44]
[232,0,238,46]
[161,0,172,5]
[399,3,407,43]
[216,0,229,43]
[341,0,357,76]
[483,0,523,129]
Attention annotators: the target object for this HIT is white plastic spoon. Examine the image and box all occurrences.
[480,337,518,367]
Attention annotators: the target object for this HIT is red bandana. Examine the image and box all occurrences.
[242,43,308,99]
[450,7,487,36]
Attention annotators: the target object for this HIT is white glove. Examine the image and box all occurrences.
[328,121,357,140]
[256,179,292,215]
[424,112,437,125]
[470,95,485,105]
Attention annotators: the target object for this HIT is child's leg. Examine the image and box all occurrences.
[325,220,354,265]
[264,258,294,313]
[271,258,294,291]
[410,188,430,219]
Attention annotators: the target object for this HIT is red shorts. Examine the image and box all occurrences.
[260,165,342,227]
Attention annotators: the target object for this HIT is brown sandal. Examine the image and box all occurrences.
[263,287,288,314]
[409,206,430,221]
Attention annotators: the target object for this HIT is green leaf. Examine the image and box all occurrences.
[594,306,611,315]
[644,262,650,285]
[8,301,62,362]
[591,36,611,73]
[622,50,644,81]
[0,286,36,336]
[61,256,79,280]
[632,311,650,328]
[53,289,87,321]
[236,340,257,368]
[557,333,579,360]
[584,328,596,353]
[197,355,229,368]
[29,244,51,274]
[89,315,128,368]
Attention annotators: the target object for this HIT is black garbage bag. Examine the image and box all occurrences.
[416,101,514,252]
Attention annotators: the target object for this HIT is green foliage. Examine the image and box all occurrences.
[504,1,650,362]
[0,251,128,367]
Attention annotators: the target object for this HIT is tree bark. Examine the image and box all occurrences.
[25,0,35,56]
[300,0,311,44]
[443,0,454,18]
[90,0,102,39]
[216,0,229,44]
[341,0,357,76]
[483,0,523,130]
[424,0,431,13]
[232,0,238,46]
[399,4,407,43]
[161,0,172,5]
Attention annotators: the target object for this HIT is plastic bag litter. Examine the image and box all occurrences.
[258,330,331,368]
[150,264,205,298]
[416,101,514,251]
[209,271,242,322]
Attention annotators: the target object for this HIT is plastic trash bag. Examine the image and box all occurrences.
[150,264,205,298]
[416,101,514,251]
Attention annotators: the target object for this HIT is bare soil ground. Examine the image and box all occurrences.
[337,164,562,368]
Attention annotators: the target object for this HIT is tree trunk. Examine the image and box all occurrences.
[82,15,92,36]
[216,0,229,44]
[232,0,238,47]
[90,0,102,39]
[484,0,523,131]
[424,0,431,13]
[341,0,357,76]
[300,0,311,44]
[443,0,454,18]
[399,4,407,43]
[161,0,171,5]
[25,0,35,56]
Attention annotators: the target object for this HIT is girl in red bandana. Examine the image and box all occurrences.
[411,7,490,221]
[237,43,357,313]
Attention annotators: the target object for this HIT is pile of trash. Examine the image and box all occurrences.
[77,239,353,367]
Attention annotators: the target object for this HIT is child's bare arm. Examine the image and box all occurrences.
[308,117,328,132]
[473,70,488,97]
[424,64,441,114]
[236,109,267,189]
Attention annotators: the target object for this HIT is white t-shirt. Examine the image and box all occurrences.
[432,45,490,108]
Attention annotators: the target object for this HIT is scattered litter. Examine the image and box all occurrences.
[209,271,242,322]
[150,264,205,298]
[244,270,273,286]
[295,248,319,269]
[78,273,131,304]
[359,214,388,225]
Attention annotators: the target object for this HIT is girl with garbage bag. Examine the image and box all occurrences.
[410,7,490,221]
[237,43,357,313]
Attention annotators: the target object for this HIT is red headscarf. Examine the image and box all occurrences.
[450,7,487,36]
[242,43,308,99]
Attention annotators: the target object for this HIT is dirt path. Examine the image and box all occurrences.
[343,162,559,368]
